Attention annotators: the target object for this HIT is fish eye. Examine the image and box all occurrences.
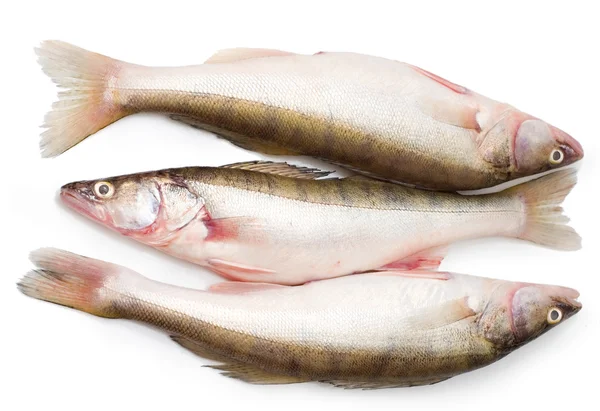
[547,307,563,325]
[93,181,115,198]
[549,148,564,165]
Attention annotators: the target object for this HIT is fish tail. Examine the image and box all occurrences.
[17,248,130,318]
[35,41,130,157]
[511,169,581,251]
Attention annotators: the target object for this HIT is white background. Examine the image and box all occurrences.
[1,1,598,410]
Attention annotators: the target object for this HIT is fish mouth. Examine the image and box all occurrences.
[554,286,582,312]
[60,186,107,224]
[551,125,584,162]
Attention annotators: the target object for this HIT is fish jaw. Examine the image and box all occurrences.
[549,124,584,162]
[60,182,190,247]
[60,184,114,228]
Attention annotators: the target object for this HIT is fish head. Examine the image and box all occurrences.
[480,281,581,353]
[481,105,583,176]
[60,172,203,243]
[475,101,582,180]
[512,116,583,175]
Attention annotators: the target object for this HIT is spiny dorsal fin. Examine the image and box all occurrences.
[221,161,333,180]
[205,48,296,64]
[170,335,308,385]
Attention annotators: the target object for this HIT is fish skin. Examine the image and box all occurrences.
[36,41,583,191]
[18,248,582,388]
[60,165,580,285]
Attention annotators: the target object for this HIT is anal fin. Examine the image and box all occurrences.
[171,335,308,385]
[323,376,450,389]
[378,246,448,271]
[170,115,298,155]
[211,363,309,385]
[170,335,231,364]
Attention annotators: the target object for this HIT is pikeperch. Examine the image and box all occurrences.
[18,248,582,388]
[60,162,580,285]
[36,41,583,191]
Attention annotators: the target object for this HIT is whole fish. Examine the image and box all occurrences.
[18,248,582,388]
[61,162,580,285]
[36,41,583,191]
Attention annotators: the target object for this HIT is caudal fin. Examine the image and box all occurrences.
[510,169,581,251]
[35,41,129,157]
[17,248,126,318]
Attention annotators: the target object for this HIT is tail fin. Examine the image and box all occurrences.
[35,41,129,157]
[17,248,125,318]
[509,169,581,251]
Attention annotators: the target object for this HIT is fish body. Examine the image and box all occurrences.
[61,164,580,285]
[37,42,583,191]
[18,248,582,388]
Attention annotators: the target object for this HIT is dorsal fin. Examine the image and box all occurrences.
[208,281,287,294]
[205,48,296,64]
[221,161,333,179]
[409,64,468,94]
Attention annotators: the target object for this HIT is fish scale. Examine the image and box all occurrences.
[36,41,583,190]
[61,165,579,285]
[18,248,582,388]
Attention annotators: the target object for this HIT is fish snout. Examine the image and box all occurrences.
[60,182,107,223]
[550,125,584,164]
[551,286,582,316]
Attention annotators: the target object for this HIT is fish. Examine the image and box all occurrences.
[35,41,583,191]
[18,248,582,389]
[60,162,580,285]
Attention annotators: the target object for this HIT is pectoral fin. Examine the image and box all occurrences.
[170,115,298,155]
[402,297,476,330]
[203,215,261,242]
[416,95,481,131]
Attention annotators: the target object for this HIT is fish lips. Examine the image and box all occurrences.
[551,125,584,164]
[551,286,583,313]
[60,183,110,225]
